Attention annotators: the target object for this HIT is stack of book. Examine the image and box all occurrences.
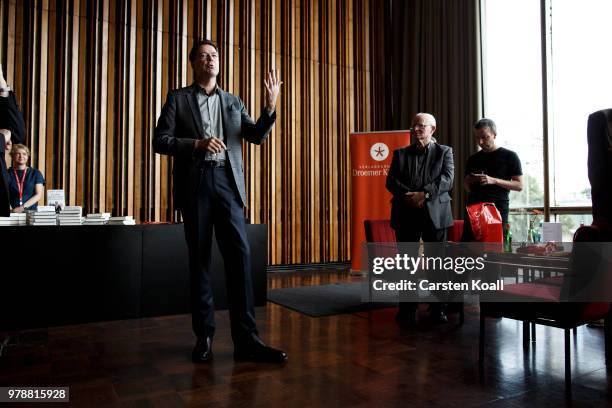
[12,212,27,226]
[107,216,136,225]
[58,206,83,226]
[83,213,111,225]
[0,213,27,226]
[26,206,58,226]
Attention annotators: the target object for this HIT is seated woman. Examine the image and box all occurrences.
[8,144,44,212]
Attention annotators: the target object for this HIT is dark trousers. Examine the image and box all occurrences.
[393,208,447,316]
[181,166,258,346]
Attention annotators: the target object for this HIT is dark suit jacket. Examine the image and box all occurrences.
[587,109,612,225]
[386,142,454,230]
[0,92,26,216]
[153,84,276,209]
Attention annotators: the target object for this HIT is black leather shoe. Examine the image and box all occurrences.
[234,336,287,363]
[395,311,417,329]
[192,337,213,362]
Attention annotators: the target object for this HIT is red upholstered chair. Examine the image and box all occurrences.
[364,219,396,243]
[447,220,464,242]
[479,224,612,395]
[363,220,398,263]
[363,219,464,243]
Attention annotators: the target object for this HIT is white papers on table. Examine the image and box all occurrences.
[542,222,563,242]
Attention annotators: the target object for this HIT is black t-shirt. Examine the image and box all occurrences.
[465,147,522,204]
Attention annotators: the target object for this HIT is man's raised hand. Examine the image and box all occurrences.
[264,69,283,112]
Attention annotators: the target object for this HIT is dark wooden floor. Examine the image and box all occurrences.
[1,268,611,407]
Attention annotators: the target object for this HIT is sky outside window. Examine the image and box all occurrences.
[483,0,544,208]
[549,0,612,207]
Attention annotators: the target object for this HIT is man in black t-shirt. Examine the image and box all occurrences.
[462,118,523,241]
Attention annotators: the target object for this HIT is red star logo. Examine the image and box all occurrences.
[374,146,385,157]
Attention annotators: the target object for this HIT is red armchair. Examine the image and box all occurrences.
[364,219,464,243]
[479,224,612,395]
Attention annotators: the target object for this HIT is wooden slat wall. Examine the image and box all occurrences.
[0,0,385,265]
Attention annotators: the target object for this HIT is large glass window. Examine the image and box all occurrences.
[549,0,612,207]
[482,0,544,208]
[483,0,605,230]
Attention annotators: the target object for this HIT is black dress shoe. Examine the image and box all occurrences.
[234,336,287,363]
[192,337,213,363]
[395,311,417,329]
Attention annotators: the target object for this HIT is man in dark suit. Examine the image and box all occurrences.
[0,63,26,216]
[587,109,612,229]
[386,112,454,328]
[153,39,286,363]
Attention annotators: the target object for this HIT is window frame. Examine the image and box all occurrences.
[480,0,592,223]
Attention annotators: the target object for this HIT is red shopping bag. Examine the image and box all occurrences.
[466,202,503,242]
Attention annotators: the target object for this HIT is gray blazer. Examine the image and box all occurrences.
[386,142,455,230]
[153,84,276,209]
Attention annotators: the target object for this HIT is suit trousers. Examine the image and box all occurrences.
[393,208,447,315]
[181,166,258,345]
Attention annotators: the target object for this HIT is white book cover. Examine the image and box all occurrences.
[46,189,65,208]
[60,208,82,214]
[36,206,57,213]
[86,213,111,219]
[62,206,82,211]
[0,218,19,225]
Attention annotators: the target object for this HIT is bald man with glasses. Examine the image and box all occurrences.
[386,112,455,328]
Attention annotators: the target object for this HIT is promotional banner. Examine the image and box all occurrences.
[350,130,411,271]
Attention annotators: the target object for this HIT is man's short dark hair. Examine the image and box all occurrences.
[474,118,497,135]
[189,39,219,62]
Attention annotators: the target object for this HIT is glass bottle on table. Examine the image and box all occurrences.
[527,220,535,244]
[536,221,543,243]
[504,223,512,252]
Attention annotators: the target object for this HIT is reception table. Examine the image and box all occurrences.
[0,223,267,331]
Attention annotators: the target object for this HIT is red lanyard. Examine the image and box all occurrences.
[13,168,27,206]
